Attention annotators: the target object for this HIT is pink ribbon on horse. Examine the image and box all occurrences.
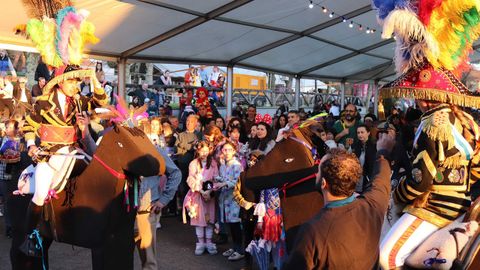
[44,189,59,204]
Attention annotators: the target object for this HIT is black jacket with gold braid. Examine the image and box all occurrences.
[23,86,107,150]
[393,104,480,227]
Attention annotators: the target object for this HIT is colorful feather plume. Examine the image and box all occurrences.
[373,0,410,21]
[99,95,149,128]
[373,0,480,75]
[20,6,99,67]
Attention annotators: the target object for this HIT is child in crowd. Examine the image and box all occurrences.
[215,141,244,261]
[147,117,166,148]
[228,126,247,169]
[183,141,219,255]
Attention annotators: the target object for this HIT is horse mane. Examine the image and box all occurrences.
[297,122,328,156]
[123,126,147,138]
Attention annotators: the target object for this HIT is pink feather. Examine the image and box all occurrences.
[58,12,83,64]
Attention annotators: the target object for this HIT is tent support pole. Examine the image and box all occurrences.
[374,80,379,116]
[295,76,301,110]
[340,80,346,110]
[226,65,234,118]
[117,58,127,100]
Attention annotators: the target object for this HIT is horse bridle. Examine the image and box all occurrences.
[93,154,126,179]
[289,129,321,162]
[280,129,321,196]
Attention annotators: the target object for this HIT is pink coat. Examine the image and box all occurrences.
[183,158,219,226]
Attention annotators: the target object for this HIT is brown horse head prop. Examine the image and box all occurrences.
[10,124,167,270]
[245,122,327,191]
[244,122,328,252]
[97,124,166,178]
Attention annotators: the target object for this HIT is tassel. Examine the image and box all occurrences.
[124,181,130,212]
[262,209,282,243]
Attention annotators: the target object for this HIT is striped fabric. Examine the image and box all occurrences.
[393,106,480,226]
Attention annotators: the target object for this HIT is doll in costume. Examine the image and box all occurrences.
[16,6,107,257]
[372,1,480,269]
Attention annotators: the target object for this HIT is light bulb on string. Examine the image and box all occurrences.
[308,1,314,9]
[366,27,370,34]
[358,24,363,31]
[342,17,347,23]
[329,12,334,18]
[349,21,354,28]
[322,6,327,13]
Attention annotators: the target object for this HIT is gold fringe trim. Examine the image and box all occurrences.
[413,191,430,209]
[421,113,454,144]
[380,87,480,109]
[440,154,467,169]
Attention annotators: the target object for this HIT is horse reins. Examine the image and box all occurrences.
[280,172,317,197]
[93,154,126,179]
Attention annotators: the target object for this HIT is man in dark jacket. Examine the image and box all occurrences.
[283,132,395,270]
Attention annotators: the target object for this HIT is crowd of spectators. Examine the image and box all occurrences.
[0,50,429,269]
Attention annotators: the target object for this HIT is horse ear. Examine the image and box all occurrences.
[304,122,323,136]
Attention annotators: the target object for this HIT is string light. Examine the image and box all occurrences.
[305,1,377,36]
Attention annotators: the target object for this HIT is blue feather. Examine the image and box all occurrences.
[55,6,76,63]
[373,0,411,20]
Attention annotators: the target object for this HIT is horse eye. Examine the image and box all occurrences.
[117,142,124,148]
[284,158,294,163]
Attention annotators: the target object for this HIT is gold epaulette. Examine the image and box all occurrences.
[421,107,453,144]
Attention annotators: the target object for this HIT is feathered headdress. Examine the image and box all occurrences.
[19,6,99,67]
[373,0,480,108]
[16,4,102,95]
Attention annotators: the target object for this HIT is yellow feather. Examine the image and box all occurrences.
[427,0,480,70]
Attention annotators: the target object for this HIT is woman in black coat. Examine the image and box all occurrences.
[352,124,377,193]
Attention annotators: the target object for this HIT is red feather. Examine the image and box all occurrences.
[418,0,444,26]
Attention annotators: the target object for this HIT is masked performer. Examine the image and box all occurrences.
[371,1,480,269]
[195,87,213,119]
[17,6,107,257]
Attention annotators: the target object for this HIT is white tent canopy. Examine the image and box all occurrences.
[0,0,389,82]
[0,0,480,86]
[2,0,480,82]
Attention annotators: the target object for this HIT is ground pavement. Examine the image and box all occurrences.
[0,215,245,270]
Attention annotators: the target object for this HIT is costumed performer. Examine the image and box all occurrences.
[195,87,213,119]
[17,6,107,257]
[371,1,480,269]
